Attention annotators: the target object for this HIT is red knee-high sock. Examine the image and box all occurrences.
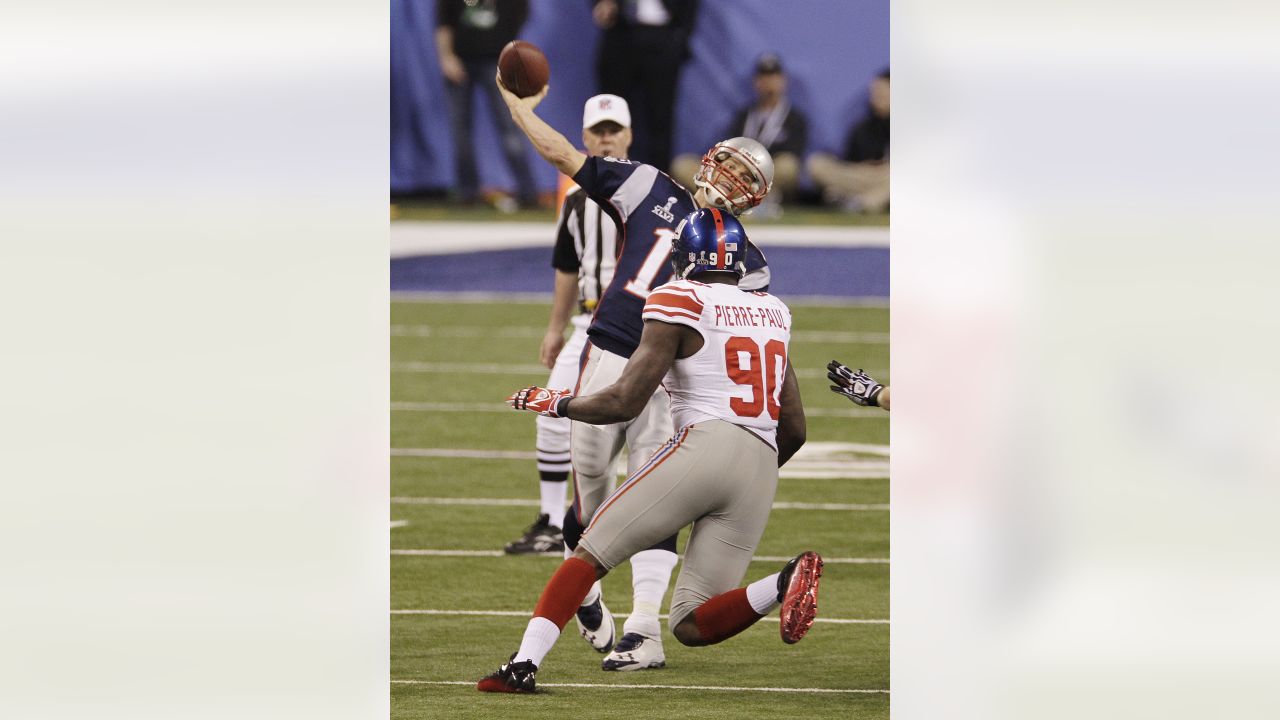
[532,556,598,629]
[693,587,765,644]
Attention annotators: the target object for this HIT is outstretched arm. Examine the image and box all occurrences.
[562,320,685,424]
[827,360,888,410]
[508,320,688,423]
[495,73,587,178]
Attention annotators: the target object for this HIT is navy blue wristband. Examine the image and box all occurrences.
[556,397,572,418]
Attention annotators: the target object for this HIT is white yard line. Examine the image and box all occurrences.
[392,496,538,507]
[390,221,888,258]
[390,447,889,480]
[390,520,410,529]
[391,678,888,694]
[776,471,889,479]
[390,609,887,625]
[391,361,886,380]
[390,549,889,564]
[389,443,890,476]
[772,501,888,510]
[390,496,886,511]
[391,402,510,413]
[392,448,537,459]
[392,324,889,344]
[390,401,888,419]
[809,441,890,456]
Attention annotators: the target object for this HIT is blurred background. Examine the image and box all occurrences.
[391,0,889,221]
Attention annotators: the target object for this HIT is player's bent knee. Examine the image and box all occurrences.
[671,616,708,647]
[668,605,708,647]
[562,506,585,550]
[571,545,609,579]
[571,455,612,479]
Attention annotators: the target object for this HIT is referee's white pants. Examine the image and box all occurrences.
[534,314,591,474]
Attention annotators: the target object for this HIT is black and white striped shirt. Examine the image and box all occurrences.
[552,186,621,313]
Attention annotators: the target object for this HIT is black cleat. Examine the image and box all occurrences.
[777,553,801,603]
[476,653,538,693]
[504,513,565,555]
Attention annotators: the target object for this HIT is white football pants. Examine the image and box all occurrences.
[569,341,674,522]
[534,314,591,474]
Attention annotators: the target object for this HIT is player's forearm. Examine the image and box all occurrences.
[508,105,585,177]
[776,423,806,468]
[546,271,578,335]
[559,321,678,424]
[560,385,645,425]
[776,363,807,467]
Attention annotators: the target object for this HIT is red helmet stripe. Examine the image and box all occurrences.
[710,208,726,269]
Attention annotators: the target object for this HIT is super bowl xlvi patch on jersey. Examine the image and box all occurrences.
[651,196,678,222]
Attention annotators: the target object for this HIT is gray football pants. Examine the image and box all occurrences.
[579,420,780,630]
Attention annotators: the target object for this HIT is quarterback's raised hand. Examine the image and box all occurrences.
[495,70,549,111]
[827,360,885,407]
[507,386,573,418]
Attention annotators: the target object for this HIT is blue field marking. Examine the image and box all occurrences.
[391,246,888,299]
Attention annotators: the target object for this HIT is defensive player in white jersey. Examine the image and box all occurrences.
[496,71,778,672]
[503,94,634,556]
[478,208,821,693]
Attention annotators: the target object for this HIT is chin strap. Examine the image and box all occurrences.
[697,182,729,211]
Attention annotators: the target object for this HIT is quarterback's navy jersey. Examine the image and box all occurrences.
[572,156,770,358]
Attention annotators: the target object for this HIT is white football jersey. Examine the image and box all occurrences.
[641,279,793,449]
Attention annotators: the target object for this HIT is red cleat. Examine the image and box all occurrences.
[778,551,824,644]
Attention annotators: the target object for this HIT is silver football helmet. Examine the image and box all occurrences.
[693,136,774,215]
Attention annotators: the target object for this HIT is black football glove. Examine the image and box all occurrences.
[827,360,884,407]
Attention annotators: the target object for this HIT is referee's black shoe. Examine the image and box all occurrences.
[503,513,565,555]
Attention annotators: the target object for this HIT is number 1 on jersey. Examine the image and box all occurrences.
[623,229,677,299]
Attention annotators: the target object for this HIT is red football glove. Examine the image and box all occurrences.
[507,386,573,418]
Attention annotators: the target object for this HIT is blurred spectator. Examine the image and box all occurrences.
[672,53,808,216]
[808,68,890,214]
[436,0,539,210]
[592,0,699,173]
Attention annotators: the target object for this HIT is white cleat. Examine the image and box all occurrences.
[575,595,616,653]
[601,632,665,671]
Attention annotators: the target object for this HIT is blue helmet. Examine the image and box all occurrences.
[671,207,749,280]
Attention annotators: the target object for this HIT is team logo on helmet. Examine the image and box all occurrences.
[670,207,751,279]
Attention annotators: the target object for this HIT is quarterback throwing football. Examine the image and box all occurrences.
[479,209,822,693]
[495,69,778,671]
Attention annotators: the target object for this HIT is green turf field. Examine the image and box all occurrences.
[391,298,889,719]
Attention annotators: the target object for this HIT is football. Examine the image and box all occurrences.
[498,40,550,98]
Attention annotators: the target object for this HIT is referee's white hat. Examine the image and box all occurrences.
[583,94,631,129]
